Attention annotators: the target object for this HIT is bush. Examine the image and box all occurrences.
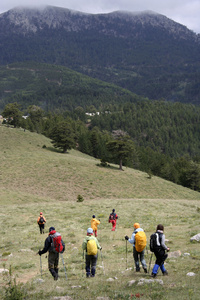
[3,266,27,300]
[77,194,84,202]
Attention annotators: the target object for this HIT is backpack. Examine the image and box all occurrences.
[50,232,64,253]
[39,216,44,223]
[87,239,97,255]
[135,231,147,252]
[109,213,115,221]
[150,233,161,252]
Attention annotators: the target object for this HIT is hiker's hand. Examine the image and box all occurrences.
[167,247,170,252]
[38,250,42,256]
[125,235,129,240]
[100,247,102,251]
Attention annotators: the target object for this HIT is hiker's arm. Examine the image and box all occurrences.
[160,234,168,250]
[82,238,87,250]
[39,237,50,255]
[128,232,135,244]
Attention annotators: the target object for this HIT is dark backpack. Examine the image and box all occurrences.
[50,232,64,253]
[109,213,115,220]
[39,216,44,223]
[150,233,161,252]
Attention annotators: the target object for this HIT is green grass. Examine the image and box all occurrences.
[0,125,200,299]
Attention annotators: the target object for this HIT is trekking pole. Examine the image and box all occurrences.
[148,253,153,274]
[40,254,43,277]
[126,240,128,269]
[60,253,67,280]
[100,250,105,275]
[82,250,85,277]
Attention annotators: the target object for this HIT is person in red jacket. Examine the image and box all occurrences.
[37,212,46,234]
[108,209,118,231]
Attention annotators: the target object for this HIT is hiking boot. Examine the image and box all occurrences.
[86,273,90,278]
[151,273,157,278]
[136,269,140,272]
[144,268,148,273]
[163,271,168,276]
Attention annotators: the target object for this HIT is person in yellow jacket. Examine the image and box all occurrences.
[91,215,100,237]
[37,212,46,234]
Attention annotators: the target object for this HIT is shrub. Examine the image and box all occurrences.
[77,194,84,202]
[3,266,27,300]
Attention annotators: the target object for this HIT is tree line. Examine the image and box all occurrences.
[2,101,200,192]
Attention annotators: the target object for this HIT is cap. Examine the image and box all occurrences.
[49,227,55,232]
[40,212,43,215]
[134,223,140,229]
[87,228,93,234]
[92,215,95,218]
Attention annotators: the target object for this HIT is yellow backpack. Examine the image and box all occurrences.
[135,231,147,252]
[87,239,97,255]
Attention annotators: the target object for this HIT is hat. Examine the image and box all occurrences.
[49,227,55,232]
[112,209,115,212]
[40,212,43,215]
[92,215,95,218]
[87,228,93,234]
[134,223,140,229]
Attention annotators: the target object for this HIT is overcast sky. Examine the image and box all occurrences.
[1,0,200,34]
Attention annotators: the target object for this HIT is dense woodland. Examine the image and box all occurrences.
[2,100,200,192]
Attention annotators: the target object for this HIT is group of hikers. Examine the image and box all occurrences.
[37,209,169,280]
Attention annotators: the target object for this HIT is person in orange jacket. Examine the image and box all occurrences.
[37,212,46,234]
[91,215,100,237]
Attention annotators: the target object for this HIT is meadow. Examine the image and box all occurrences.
[0,125,200,299]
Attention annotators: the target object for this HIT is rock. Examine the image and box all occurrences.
[137,278,163,285]
[128,280,136,286]
[106,278,114,282]
[34,278,45,283]
[0,268,9,274]
[186,272,195,276]
[190,233,200,242]
[183,253,190,256]
[71,285,81,288]
[96,297,110,300]
[168,250,181,258]
[18,249,33,252]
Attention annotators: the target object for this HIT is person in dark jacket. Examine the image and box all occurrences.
[151,224,170,278]
[108,209,118,231]
[38,226,65,280]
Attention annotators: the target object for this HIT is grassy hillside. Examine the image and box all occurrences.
[0,125,200,299]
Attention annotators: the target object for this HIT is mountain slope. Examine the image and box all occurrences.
[1,125,199,201]
[0,6,200,104]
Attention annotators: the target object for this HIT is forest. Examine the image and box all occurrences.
[2,100,200,192]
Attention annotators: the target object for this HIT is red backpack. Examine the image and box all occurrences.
[50,231,64,253]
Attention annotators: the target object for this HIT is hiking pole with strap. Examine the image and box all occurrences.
[100,250,105,275]
[82,250,85,277]
[60,253,67,281]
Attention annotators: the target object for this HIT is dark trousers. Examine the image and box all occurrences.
[39,224,45,234]
[48,251,59,279]
[85,254,97,277]
[154,249,168,266]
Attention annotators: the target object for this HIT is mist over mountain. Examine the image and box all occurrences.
[0,6,200,104]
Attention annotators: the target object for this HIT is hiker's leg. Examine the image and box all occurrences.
[133,247,140,271]
[91,254,98,277]
[112,220,116,231]
[140,249,147,271]
[94,230,97,237]
[54,254,59,279]
[39,225,42,234]
[85,255,91,277]
[48,252,58,280]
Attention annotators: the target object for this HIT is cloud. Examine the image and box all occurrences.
[0,0,200,33]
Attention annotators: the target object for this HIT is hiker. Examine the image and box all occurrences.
[82,228,102,277]
[37,212,46,234]
[108,209,118,231]
[91,215,100,237]
[151,224,170,278]
[38,226,65,280]
[125,223,147,273]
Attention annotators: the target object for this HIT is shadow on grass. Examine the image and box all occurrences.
[96,163,121,171]
[43,146,69,154]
